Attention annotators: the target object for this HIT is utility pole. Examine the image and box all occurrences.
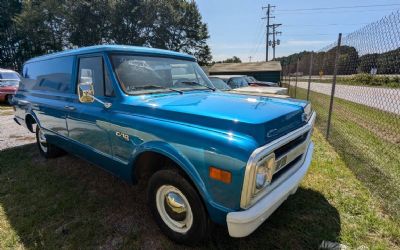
[271,24,282,60]
[248,56,252,62]
[262,4,275,62]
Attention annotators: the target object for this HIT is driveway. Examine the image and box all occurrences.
[295,82,400,115]
[0,107,35,151]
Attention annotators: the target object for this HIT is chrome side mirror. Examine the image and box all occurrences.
[78,83,112,109]
[78,83,95,103]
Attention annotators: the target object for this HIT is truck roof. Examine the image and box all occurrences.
[25,45,196,64]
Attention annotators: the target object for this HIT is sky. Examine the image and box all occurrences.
[195,0,400,62]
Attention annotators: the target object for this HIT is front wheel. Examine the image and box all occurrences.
[147,169,210,245]
[36,125,64,158]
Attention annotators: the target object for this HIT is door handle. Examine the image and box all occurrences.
[64,105,76,111]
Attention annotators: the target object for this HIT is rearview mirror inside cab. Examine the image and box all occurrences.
[78,83,94,103]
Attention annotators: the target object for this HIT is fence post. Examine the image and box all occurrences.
[294,58,299,98]
[326,33,342,139]
[307,53,313,101]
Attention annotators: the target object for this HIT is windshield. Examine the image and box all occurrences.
[246,76,257,82]
[110,55,214,95]
[229,77,249,88]
[209,77,231,90]
[0,72,20,81]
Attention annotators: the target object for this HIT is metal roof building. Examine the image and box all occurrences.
[208,61,282,83]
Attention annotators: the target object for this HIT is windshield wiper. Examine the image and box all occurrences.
[134,85,183,94]
[179,81,216,91]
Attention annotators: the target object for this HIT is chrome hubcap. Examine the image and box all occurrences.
[156,185,193,233]
[38,128,48,153]
[164,191,187,221]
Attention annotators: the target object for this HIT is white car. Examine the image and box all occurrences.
[209,76,288,97]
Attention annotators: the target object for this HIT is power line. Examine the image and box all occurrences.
[283,33,350,37]
[252,30,265,58]
[284,23,369,27]
[277,3,400,12]
[248,19,266,56]
[276,8,398,15]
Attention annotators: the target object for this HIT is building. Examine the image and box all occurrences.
[208,61,282,83]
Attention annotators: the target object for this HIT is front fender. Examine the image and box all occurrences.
[129,140,207,200]
[127,139,247,225]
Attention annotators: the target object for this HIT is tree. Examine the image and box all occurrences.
[358,53,378,73]
[11,0,66,68]
[135,0,211,64]
[216,56,242,63]
[65,0,112,46]
[0,0,22,69]
[337,46,359,74]
[376,48,400,74]
[2,0,212,70]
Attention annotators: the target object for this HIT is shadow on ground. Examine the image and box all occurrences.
[0,144,340,249]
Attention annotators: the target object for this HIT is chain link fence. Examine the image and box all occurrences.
[282,10,400,225]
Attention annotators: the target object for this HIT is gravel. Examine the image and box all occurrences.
[0,110,35,151]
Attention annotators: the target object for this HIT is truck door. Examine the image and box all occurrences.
[66,55,115,167]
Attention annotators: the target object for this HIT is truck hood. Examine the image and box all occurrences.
[129,91,308,146]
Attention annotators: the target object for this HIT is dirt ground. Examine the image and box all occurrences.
[0,106,35,151]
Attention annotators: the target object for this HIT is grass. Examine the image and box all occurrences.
[1,130,399,249]
[285,83,400,226]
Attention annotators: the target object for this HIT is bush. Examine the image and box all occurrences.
[337,74,400,88]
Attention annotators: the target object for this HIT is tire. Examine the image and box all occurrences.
[36,125,65,158]
[147,169,210,245]
[6,95,13,105]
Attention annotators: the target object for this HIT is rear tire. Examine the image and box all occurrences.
[36,125,65,158]
[6,95,13,105]
[147,169,209,245]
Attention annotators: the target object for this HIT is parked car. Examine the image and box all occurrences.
[14,45,315,245]
[245,76,279,87]
[212,75,288,95]
[0,69,20,104]
[209,77,289,98]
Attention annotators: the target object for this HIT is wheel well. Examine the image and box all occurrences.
[133,151,181,183]
[133,151,200,191]
[25,114,37,133]
[133,150,209,214]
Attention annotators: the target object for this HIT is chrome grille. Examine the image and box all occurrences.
[273,131,309,174]
[240,112,316,209]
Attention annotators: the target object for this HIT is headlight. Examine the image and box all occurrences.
[255,153,276,190]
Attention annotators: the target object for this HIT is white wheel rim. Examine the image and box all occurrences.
[156,185,193,233]
[38,128,48,153]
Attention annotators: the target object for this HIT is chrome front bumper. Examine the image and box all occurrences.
[226,142,314,238]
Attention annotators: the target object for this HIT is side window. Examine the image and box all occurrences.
[78,57,109,97]
[228,78,238,88]
[22,56,74,93]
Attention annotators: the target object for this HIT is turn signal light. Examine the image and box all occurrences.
[209,167,232,184]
